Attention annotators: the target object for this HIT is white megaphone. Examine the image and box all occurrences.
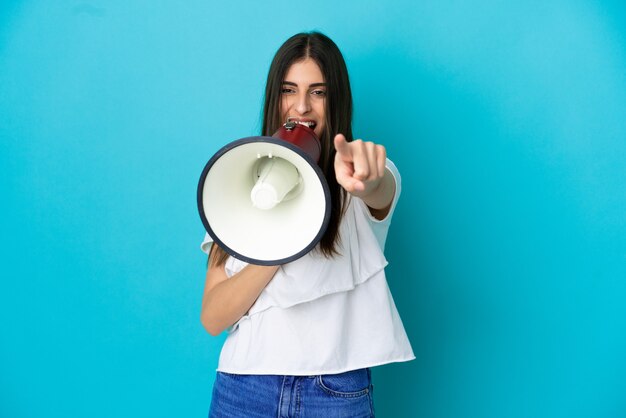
[197,121,331,265]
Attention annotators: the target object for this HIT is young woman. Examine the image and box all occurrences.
[200,32,414,418]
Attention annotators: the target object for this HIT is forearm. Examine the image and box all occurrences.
[201,264,279,335]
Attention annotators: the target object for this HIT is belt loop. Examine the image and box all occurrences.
[278,375,295,418]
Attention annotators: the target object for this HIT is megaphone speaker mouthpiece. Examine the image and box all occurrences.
[250,156,300,210]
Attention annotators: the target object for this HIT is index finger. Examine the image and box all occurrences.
[333,133,352,160]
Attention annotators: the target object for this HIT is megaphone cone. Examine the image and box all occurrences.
[197,123,331,265]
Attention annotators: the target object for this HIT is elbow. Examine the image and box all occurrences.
[205,325,222,337]
[200,314,225,336]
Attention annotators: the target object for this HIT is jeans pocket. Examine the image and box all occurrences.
[317,368,371,398]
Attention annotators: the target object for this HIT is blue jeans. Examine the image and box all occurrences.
[208,368,375,417]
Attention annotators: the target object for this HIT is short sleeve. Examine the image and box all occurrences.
[200,233,213,255]
[353,158,401,250]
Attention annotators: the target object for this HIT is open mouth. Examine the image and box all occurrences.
[287,117,317,130]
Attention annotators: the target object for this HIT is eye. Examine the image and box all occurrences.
[281,87,295,94]
[311,89,326,97]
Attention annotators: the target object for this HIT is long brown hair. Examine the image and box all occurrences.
[210,32,353,267]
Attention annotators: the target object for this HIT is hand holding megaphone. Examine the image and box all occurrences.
[334,134,387,199]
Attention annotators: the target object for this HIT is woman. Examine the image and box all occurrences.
[200,32,414,417]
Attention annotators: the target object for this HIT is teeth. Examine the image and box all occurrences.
[286,118,316,128]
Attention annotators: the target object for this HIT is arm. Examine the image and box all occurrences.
[361,167,396,220]
[334,134,396,220]
[200,256,279,336]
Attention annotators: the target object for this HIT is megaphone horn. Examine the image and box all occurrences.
[197,122,331,265]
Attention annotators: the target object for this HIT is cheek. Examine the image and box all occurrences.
[281,96,292,114]
[315,100,326,117]
[316,103,326,126]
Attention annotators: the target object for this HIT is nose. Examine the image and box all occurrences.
[295,92,311,115]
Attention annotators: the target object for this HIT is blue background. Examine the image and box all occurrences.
[1,1,625,417]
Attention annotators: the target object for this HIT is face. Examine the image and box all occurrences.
[280,58,326,138]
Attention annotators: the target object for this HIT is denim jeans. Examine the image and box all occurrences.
[208,368,375,417]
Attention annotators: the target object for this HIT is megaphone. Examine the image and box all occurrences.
[197,121,331,265]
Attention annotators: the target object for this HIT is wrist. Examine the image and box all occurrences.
[362,168,393,209]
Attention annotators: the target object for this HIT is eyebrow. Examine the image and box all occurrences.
[282,81,327,88]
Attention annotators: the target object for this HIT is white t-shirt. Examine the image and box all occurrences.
[201,159,415,375]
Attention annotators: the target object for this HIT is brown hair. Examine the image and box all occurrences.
[210,32,353,267]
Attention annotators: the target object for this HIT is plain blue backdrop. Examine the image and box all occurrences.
[1,1,625,417]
